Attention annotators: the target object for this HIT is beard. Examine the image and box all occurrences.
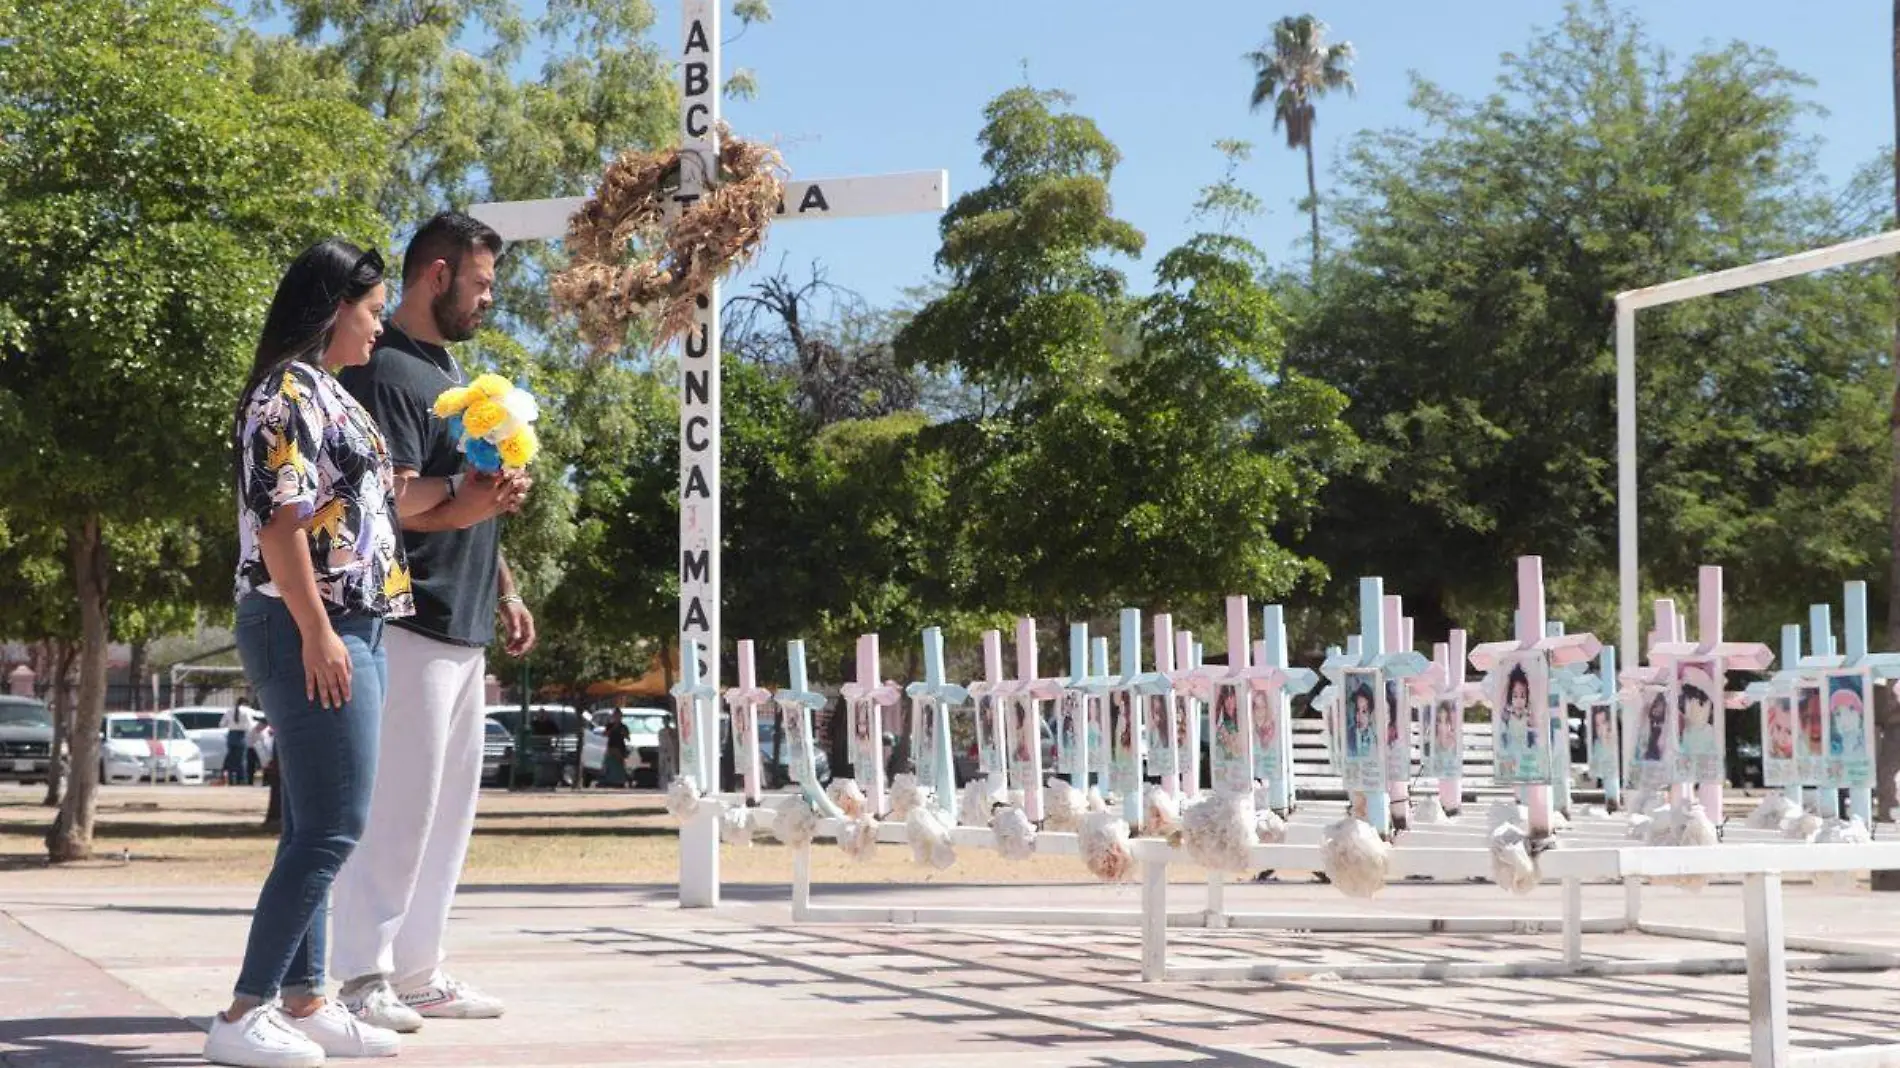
[431,287,485,343]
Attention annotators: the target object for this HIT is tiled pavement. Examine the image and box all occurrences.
[3,878,1898,1066]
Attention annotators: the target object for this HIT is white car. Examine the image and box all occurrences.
[100,712,205,785]
[169,707,233,776]
[170,706,265,781]
[580,708,665,787]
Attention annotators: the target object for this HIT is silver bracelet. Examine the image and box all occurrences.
[499,594,525,608]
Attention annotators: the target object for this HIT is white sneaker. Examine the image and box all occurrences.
[283,1000,400,1058]
[202,1005,326,1068]
[340,980,424,1034]
[399,974,505,1019]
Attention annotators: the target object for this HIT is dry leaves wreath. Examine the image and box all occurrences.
[551,125,785,352]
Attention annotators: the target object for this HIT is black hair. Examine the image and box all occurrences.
[402,210,504,286]
[231,238,384,487]
[1506,664,1530,707]
[1677,683,1710,713]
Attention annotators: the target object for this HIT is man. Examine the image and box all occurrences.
[332,211,535,1030]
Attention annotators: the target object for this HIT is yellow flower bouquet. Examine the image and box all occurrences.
[432,373,540,473]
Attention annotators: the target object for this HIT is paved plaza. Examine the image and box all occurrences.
[4,866,1899,1066]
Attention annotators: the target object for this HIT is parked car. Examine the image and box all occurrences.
[580,708,665,787]
[751,718,832,789]
[100,712,205,784]
[168,707,263,782]
[0,695,57,784]
[169,708,227,770]
[482,717,514,787]
[485,705,585,786]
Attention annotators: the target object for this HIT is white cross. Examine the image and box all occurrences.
[838,633,902,818]
[465,0,947,909]
[1468,556,1600,836]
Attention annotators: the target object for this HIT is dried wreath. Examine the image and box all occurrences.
[551,126,785,352]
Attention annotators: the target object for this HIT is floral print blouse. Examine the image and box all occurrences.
[235,362,413,618]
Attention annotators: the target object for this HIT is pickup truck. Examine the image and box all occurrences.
[0,696,56,784]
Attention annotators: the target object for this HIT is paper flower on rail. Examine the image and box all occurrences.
[959,778,1004,828]
[433,374,540,473]
[992,804,1037,861]
[1321,816,1390,898]
[1042,778,1084,832]
[838,814,880,862]
[1143,785,1184,842]
[772,792,818,850]
[1080,810,1135,883]
[1746,793,1800,830]
[1812,817,1871,891]
[827,779,868,819]
[906,806,956,870]
[1784,810,1824,842]
[664,775,702,822]
[1646,798,1718,892]
[888,773,927,820]
[1182,792,1252,873]
[719,804,754,846]
[1254,806,1287,845]
[1487,802,1541,896]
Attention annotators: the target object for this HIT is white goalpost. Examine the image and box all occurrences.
[1614,228,1900,675]
[166,663,248,708]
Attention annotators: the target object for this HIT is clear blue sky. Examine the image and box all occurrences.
[616,0,1892,311]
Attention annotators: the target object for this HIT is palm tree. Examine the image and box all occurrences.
[1246,15,1355,281]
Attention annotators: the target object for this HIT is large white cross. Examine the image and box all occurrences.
[468,0,946,908]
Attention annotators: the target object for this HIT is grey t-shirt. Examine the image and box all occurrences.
[339,325,499,648]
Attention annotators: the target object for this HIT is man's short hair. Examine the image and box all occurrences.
[402,211,504,285]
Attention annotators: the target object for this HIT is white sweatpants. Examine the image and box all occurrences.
[331,626,486,990]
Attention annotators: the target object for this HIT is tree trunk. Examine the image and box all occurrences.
[125,639,147,712]
[42,639,75,808]
[1304,136,1322,283]
[1875,0,1900,891]
[47,516,108,862]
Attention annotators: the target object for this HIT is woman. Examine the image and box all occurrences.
[601,709,632,789]
[208,240,455,1068]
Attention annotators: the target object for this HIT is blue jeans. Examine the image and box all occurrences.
[223,729,250,785]
[231,592,386,1000]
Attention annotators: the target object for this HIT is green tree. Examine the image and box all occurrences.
[0,0,386,859]
[1246,14,1355,280]
[1287,1,1891,645]
[899,92,1355,636]
[899,87,1145,404]
[896,87,1144,616]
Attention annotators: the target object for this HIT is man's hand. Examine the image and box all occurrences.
[465,471,531,518]
[501,599,537,658]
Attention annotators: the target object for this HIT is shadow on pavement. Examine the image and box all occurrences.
[0,1015,202,1068]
